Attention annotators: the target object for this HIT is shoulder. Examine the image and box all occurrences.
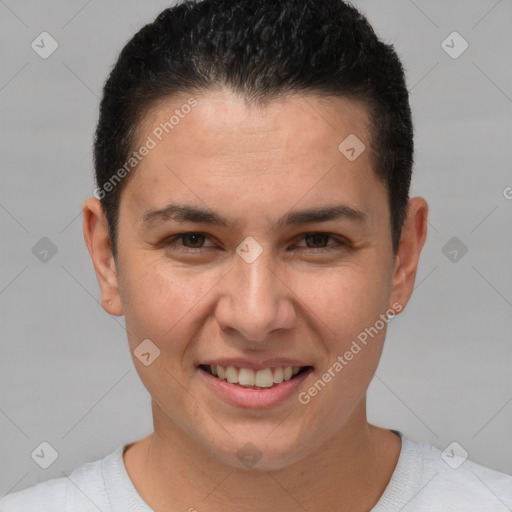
[1,475,71,512]
[399,436,512,511]
[0,446,123,512]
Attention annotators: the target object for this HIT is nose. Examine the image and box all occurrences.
[214,249,297,343]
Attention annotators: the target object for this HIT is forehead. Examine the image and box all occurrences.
[122,89,385,227]
[137,89,371,162]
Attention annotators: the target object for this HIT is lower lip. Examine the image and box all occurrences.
[198,367,313,409]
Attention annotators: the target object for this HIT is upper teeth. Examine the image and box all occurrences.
[209,365,302,388]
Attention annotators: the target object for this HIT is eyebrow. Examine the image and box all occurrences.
[140,202,368,231]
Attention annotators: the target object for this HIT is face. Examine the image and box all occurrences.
[85,88,421,471]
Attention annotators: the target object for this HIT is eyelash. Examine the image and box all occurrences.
[161,232,347,254]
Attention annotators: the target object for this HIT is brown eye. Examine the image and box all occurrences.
[162,232,215,252]
[180,233,206,248]
[304,233,331,248]
[295,233,345,252]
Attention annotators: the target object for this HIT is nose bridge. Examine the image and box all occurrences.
[241,250,278,311]
[216,245,295,341]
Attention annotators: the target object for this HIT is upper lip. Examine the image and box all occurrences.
[199,358,312,371]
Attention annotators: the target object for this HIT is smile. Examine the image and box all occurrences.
[199,364,311,389]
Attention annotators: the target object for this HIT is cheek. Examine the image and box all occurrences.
[119,256,220,354]
[292,260,392,343]
[293,266,392,430]
[117,260,211,404]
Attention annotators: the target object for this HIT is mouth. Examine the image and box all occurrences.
[198,364,312,390]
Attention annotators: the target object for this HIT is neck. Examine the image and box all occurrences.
[123,400,401,512]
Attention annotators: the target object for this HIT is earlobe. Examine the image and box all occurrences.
[82,197,123,316]
[389,197,428,312]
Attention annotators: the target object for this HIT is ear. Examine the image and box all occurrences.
[82,197,123,316]
[389,197,428,313]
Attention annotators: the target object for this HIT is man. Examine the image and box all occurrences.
[2,0,511,510]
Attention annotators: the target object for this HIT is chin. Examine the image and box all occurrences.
[199,426,314,472]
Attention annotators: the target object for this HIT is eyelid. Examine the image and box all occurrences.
[162,231,348,252]
[294,233,346,248]
[163,232,216,250]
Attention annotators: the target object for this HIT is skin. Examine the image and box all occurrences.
[83,88,428,512]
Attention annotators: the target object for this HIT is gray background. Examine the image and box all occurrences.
[1,0,511,496]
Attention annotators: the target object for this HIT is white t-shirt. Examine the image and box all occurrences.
[1,430,511,511]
